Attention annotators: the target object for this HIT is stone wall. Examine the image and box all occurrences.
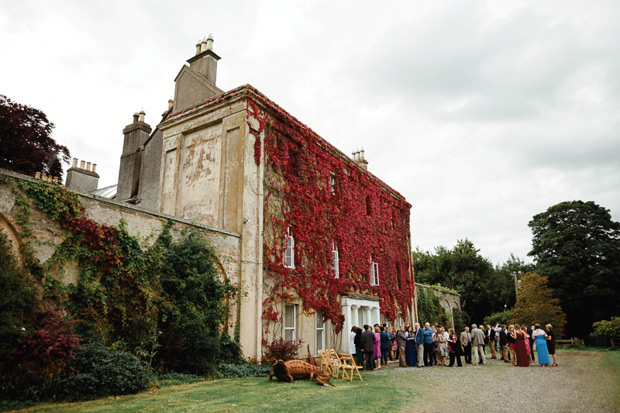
[415,283,462,327]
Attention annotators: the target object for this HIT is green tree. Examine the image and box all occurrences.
[0,95,70,178]
[591,317,620,347]
[528,201,620,337]
[509,272,566,337]
[413,239,517,323]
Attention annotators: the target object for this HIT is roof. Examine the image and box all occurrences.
[91,184,117,199]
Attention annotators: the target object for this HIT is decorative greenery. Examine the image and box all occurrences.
[592,317,620,347]
[261,338,303,363]
[246,88,414,335]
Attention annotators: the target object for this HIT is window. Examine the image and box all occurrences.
[366,196,372,216]
[329,173,336,195]
[284,227,295,269]
[332,242,339,279]
[316,310,325,352]
[284,304,297,341]
[369,256,379,286]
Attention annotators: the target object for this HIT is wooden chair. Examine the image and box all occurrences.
[326,349,343,378]
[339,353,363,382]
[319,350,333,376]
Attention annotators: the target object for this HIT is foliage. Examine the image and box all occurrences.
[509,272,566,337]
[262,338,303,363]
[216,363,272,378]
[154,372,203,387]
[247,91,414,333]
[0,94,70,178]
[452,308,467,333]
[413,241,525,322]
[1,307,80,401]
[416,287,449,327]
[483,309,512,326]
[592,317,620,347]
[60,343,149,400]
[529,201,620,337]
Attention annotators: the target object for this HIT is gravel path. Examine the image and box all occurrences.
[371,351,617,413]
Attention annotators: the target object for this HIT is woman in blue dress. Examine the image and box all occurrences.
[405,326,417,366]
[532,323,550,366]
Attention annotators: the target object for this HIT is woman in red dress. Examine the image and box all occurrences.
[514,324,530,367]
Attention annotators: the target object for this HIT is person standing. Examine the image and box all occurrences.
[508,325,517,366]
[414,322,425,367]
[447,328,462,367]
[471,324,486,365]
[423,322,434,367]
[546,324,557,367]
[514,324,529,367]
[499,325,509,362]
[460,327,472,364]
[389,328,397,361]
[349,326,358,357]
[532,324,550,367]
[405,326,417,367]
[380,327,390,366]
[373,326,382,369]
[527,325,535,362]
[361,325,376,370]
[354,327,364,366]
[396,325,408,367]
[486,324,497,359]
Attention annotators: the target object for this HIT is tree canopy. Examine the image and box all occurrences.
[0,94,70,178]
[509,272,566,337]
[528,201,620,338]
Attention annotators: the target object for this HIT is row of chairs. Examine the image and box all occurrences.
[319,349,363,382]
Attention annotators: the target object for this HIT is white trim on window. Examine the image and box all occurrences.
[369,257,379,286]
[284,227,295,269]
[284,304,297,341]
[316,310,325,353]
[332,242,339,279]
[329,173,336,195]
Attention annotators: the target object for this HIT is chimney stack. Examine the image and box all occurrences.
[65,158,100,193]
[351,149,369,170]
[187,34,220,85]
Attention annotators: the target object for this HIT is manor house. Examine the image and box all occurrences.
[45,37,416,360]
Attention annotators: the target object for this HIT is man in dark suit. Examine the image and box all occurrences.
[499,325,509,362]
[361,324,376,370]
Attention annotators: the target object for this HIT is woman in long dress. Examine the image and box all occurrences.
[405,326,417,366]
[373,326,382,370]
[350,326,358,357]
[514,324,529,367]
[532,323,550,366]
[523,327,532,365]
[546,324,557,366]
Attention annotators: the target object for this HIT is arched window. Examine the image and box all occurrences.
[284,227,295,269]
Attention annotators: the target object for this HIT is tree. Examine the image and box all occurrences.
[591,317,620,347]
[413,239,517,323]
[528,201,620,338]
[0,94,70,178]
[509,272,566,337]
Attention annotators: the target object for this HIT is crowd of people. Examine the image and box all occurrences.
[350,322,558,371]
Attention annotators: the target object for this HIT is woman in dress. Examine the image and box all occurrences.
[447,328,462,367]
[546,324,557,366]
[405,326,417,367]
[532,323,550,366]
[523,325,532,365]
[350,326,358,357]
[437,327,448,366]
[390,328,398,361]
[514,324,529,367]
[373,326,382,369]
[508,324,517,365]
[432,327,440,366]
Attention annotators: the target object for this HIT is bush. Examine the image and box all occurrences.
[483,309,512,326]
[217,363,272,378]
[61,343,148,400]
[262,338,302,363]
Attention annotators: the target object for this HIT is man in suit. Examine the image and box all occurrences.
[414,322,424,367]
[486,324,497,359]
[460,327,472,364]
[396,325,408,367]
[361,324,376,370]
[499,324,509,362]
[471,324,486,365]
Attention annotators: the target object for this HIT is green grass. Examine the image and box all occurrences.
[19,370,420,413]
[601,350,620,409]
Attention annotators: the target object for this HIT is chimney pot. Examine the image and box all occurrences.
[133,113,139,123]
[35,172,41,179]
[80,160,86,169]
[200,37,208,53]
[86,162,91,171]
[42,173,48,180]
[206,34,214,51]
[138,110,145,122]
[195,40,202,55]
[92,164,97,173]
[72,158,78,167]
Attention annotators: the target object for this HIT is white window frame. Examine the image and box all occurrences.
[332,242,339,279]
[369,258,379,286]
[284,304,297,341]
[329,173,336,195]
[316,310,325,353]
[284,227,295,269]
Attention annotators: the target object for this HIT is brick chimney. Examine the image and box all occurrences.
[65,157,100,193]
[117,111,151,202]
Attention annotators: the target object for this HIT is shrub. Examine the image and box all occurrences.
[61,343,149,400]
[217,362,272,378]
[262,338,302,363]
[483,309,512,326]
[591,317,620,347]
[219,333,243,364]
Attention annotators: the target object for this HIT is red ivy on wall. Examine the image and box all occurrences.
[244,88,415,334]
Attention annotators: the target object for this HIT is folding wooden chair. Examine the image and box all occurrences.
[319,350,333,376]
[339,353,363,382]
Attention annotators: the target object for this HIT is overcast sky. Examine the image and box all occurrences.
[2,0,619,265]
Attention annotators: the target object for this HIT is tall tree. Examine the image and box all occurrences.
[509,272,566,337]
[528,201,620,338]
[413,239,515,323]
[0,94,70,178]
